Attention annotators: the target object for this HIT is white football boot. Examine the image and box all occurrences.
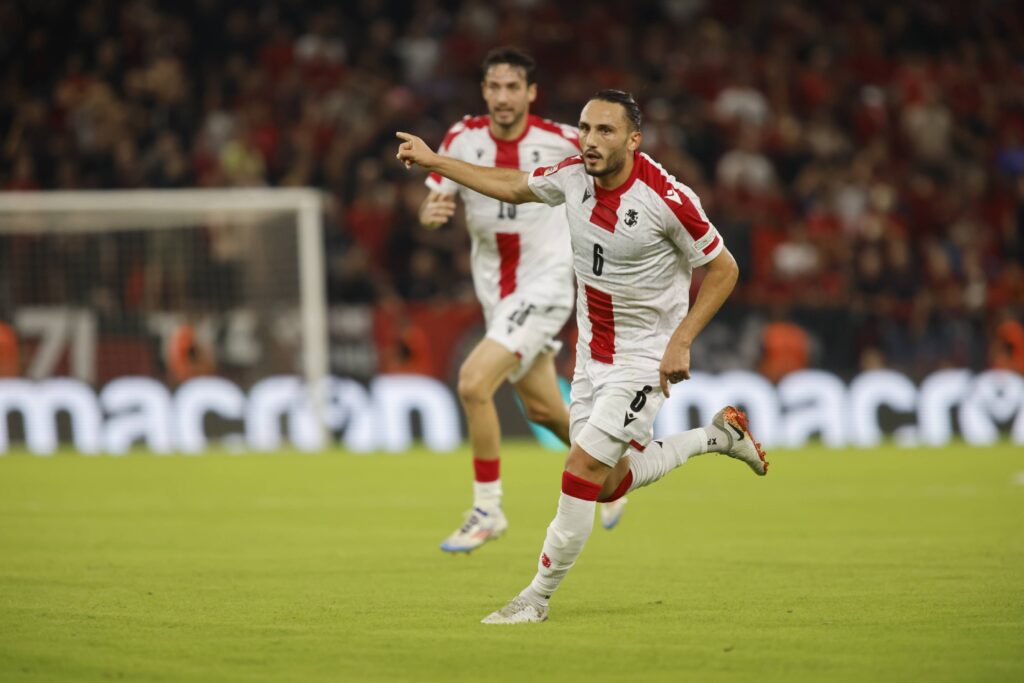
[599,498,628,530]
[481,595,549,624]
[439,506,508,553]
[711,406,769,476]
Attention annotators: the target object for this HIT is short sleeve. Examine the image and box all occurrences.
[527,155,582,207]
[425,122,466,194]
[426,170,458,194]
[662,184,724,267]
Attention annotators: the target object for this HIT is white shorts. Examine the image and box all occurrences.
[569,362,664,466]
[484,293,571,383]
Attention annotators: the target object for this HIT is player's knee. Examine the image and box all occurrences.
[457,366,491,406]
[523,399,558,426]
[564,446,607,478]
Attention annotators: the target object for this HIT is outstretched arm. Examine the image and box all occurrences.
[659,248,740,397]
[397,132,540,205]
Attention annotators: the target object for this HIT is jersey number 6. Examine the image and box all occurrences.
[592,243,604,276]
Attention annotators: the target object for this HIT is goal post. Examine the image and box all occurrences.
[0,188,329,450]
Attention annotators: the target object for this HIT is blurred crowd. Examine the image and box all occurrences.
[2,0,1024,379]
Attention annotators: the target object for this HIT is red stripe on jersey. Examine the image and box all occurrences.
[629,439,645,452]
[438,115,489,152]
[589,152,641,233]
[589,193,620,233]
[584,284,615,364]
[491,118,530,169]
[531,155,583,177]
[702,234,721,255]
[527,115,581,149]
[494,139,519,169]
[496,232,520,299]
[427,119,477,190]
[636,153,712,241]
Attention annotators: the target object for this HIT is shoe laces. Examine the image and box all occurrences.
[458,507,488,534]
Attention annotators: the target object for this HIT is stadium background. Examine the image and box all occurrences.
[2,0,1023,431]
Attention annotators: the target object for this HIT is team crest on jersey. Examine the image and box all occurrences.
[476,149,484,159]
[623,209,639,228]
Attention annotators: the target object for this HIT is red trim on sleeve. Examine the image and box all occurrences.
[531,155,583,177]
[702,235,721,255]
[427,171,442,185]
[628,439,645,452]
[561,471,602,501]
[584,284,615,364]
[636,153,712,241]
[495,232,520,299]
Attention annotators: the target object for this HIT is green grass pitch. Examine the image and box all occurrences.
[1,442,1022,682]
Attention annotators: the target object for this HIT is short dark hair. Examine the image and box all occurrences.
[591,89,642,131]
[481,47,536,85]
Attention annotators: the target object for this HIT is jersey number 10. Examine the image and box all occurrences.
[497,202,517,220]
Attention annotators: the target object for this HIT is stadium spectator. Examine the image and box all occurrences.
[0,322,19,377]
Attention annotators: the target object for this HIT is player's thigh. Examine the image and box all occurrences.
[569,421,627,476]
[568,368,596,446]
[458,337,521,398]
[512,349,564,413]
[486,297,570,384]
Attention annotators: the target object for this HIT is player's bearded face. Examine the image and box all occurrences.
[583,141,629,178]
[578,101,637,178]
[481,64,536,130]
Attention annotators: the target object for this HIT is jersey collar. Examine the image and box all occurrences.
[488,114,533,145]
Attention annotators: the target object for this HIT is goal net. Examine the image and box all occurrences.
[0,189,328,454]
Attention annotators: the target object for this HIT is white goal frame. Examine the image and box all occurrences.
[0,188,329,434]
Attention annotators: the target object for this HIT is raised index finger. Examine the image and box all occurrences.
[395,131,414,142]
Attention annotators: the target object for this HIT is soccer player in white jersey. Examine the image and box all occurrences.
[421,48,628,554]
[397,89,768,623]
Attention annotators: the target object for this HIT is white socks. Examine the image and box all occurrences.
[626,423,732,493]
[519,473,599,607]
[473,480,502,510]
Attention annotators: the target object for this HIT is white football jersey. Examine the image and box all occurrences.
[527,152,724,374]
[426,114,580,313]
